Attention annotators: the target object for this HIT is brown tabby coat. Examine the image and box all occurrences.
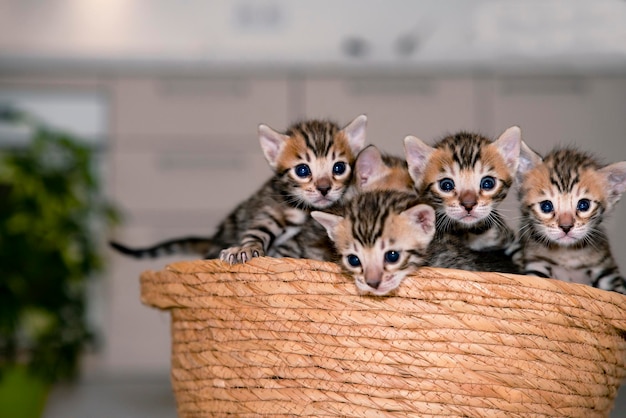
[515,144,626,294]
[404,127,521,252]
[312,190,436,296]
[109,115,367,263]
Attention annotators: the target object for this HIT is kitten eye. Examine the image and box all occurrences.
[384,251,400,264]
[480,176,496,191]
[577,199,591,212]
[439,178,455,192]
[539,200,554,213]
[295,164,311,178]
[346,254,361,267]
[332,162,346,175]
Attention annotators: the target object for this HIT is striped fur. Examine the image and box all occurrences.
[109,115,367,263]
[404,127,521,251]
[515,145,626,294]
[312,190,436,295]
[267,145,414,262]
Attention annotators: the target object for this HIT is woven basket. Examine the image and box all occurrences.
[140,257,626,417]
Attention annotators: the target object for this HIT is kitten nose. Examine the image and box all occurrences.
[316,178,332,196]
[365,270,382,289]
[366,277,382,289]
[459,190,477,212]
[560,224,573,233]
[559,213,574,234]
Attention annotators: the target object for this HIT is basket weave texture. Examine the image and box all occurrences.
[140,257,626,417]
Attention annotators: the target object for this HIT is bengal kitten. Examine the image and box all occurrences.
[109,115,367,263]
[404,126,521,252]
[312,188,520,296]
[515,144,626,294]
[311,190,436,296]
[268,144,413,261]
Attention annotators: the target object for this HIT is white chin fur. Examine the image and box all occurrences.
[355,275,404,296]
[546,229,584,246]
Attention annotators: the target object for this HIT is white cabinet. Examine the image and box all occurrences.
[303,76,480,154]
[112,77,290,141]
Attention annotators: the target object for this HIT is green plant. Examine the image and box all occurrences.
[0,107,118,384]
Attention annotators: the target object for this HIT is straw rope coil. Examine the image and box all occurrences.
[140,257,626,417]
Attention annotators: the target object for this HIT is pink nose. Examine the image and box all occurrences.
[365,269,382,289]
[316,178,331,196]
[459,190,477,212]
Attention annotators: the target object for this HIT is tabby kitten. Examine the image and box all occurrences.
[404,127,521,251]
[109,115,367,263]
[311,190,436,296]
[267,144,413,261]
[515,144,626,294]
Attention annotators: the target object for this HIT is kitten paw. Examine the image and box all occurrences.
[219,245,264,264]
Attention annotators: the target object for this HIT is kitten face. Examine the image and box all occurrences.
[404,126,521,227]
[260,115,367,209]
[519,147,626,247]
[312,191,435,296]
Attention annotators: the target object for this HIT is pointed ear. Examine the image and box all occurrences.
[355,145,386,189]
[517,141,543,184]
[259,124,290,169]
[599,161,626,209]
[403,135,434,188]
[493,126,522,175]
[341,114,367,155]
[311,211,344,241]
[402,203,436,239]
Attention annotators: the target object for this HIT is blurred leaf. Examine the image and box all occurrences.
[0,106,119,384]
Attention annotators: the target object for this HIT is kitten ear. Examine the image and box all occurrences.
[259,124,290,169]
[355,145,386,189]
[516,141,543,184]
[404,135,434,188]
[599,161,626,209]
[341,114,367,155]
[402,203,436,238]
[311,211,344,241]
[493,126,522,175]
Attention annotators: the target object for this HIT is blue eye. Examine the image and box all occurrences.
[347,254,361,267]
[480,176,495,190]
[439,178,455,192]
[332,161,346,175]
[577,199,591,212]
[384,251,400,263]
[295,164,311,178]
[540,200,554,213]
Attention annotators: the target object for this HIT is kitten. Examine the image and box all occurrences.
[515,144,626,294]
[109,115,367,263]
[404,127,521,252]
[269,144,413,261]
[311,190,436,296]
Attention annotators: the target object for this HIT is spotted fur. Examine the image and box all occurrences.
[312,190,436,296]
[404,127,521,251]
[109,115,367,263]
[269,144,414,262]
[515,145,626,294]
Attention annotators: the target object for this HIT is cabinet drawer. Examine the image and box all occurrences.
[111,77,289,141]
[111,148,272,212]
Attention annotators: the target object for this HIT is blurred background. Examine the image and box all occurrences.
[1,0,625,416]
